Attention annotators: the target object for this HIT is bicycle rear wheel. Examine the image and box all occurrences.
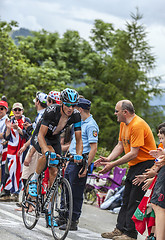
[51,178,73,240]
[22,174,39,230]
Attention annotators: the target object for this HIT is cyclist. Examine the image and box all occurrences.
[29,88,83,226]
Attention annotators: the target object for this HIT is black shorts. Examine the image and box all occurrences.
[31,136,61,155]
[150,165,165,209]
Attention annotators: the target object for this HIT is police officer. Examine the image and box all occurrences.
[59,98,99,231]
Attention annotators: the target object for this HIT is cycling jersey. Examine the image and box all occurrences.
[31,104,81,154]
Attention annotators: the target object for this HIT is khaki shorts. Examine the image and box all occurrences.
[22,145,42,179]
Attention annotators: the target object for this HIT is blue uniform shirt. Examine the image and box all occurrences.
[69,114,99,155]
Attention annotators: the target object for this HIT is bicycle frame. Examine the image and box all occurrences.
[41,166,63,212]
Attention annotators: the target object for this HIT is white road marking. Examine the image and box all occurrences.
[0,208,72,240]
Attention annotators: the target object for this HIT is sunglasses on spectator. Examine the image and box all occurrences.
[0,107,5,111]
[63,102,77,107]
[13,108,22,112]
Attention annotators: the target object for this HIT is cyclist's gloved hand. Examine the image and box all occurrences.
[74,154,83,163]
[45,151,58,166]
[45,151,56,159]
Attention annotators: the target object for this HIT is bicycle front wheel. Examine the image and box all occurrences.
[22,174,39,230]
[51,178,73,240]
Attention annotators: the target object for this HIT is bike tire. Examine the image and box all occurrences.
[51,178,73,240]
[22,174,39,230]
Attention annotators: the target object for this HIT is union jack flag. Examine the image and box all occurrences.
[3,117,26,193]
[1,142,8,188]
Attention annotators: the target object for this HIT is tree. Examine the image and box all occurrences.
[78,10,163,149]
[17,29,93,83]
[0,20,31,112]
[0,22,71,119]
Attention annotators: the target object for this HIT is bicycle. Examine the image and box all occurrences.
[22,152,87,240]
[22,154,75,240]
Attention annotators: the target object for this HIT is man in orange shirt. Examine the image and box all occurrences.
[95,100,156,240]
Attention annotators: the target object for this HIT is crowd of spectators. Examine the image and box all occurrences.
[0,93,47,201]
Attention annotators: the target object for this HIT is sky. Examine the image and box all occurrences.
[1,0,165,103]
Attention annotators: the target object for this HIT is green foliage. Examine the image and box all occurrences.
[0,20,31,114]
[0,9,164,151]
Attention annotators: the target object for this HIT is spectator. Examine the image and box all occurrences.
[132,123,165,239]
[148,127,165,240]
[14,92,47,209]
[157,122,165,148]
[0,100,8,186]
[95,100,156,240]
[59,98,99,231]
[0,102,31,201]
[20,92,47,187]
[1,96,8,103]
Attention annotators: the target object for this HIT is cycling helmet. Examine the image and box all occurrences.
[48,91,61,104]
[60,88,79,103]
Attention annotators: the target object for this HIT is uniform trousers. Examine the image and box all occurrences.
[64,162,87,222]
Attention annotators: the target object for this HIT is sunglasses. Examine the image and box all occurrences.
[115,109,119,113]
[0,107,5,111]
[63,102,77,107]
[13,108,22,112]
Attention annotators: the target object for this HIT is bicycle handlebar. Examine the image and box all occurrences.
[45,151,88,175]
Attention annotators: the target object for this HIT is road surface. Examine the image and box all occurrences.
[0,201,147,240]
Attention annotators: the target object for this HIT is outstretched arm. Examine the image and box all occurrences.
[98,146,139,174]
[94,141,124,167]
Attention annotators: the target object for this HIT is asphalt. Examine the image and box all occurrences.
[80,203,147,240]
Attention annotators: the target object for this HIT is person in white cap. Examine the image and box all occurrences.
[18,92,47,188]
